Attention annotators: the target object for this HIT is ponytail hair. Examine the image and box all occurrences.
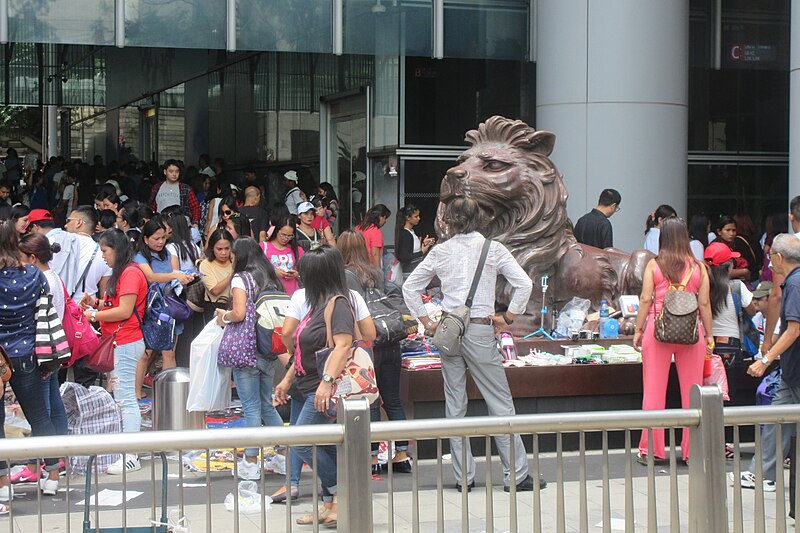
[394,204,418,249]
[645,204,677,235]
[357,204,391,232]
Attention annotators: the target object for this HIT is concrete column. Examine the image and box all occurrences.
[46,105,57,158]
[536,0,689,252]
[184,75,209,167]
[790,0,800,204]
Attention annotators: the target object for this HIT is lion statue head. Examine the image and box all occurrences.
[435,115,578,277]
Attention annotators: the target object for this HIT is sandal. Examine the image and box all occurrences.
[322,512,337,529]
[271,485,300,503]
[0,503,8,515]
[296,507,329,525]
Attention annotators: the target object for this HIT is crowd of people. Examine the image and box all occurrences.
[0,150,466,523]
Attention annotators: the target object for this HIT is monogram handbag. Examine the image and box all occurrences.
[314,295,379,419]
[654,265,699,345]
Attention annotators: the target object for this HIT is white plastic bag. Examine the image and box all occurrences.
[224,481,272,514]
[187,320,231,412]
[556,297,592,337]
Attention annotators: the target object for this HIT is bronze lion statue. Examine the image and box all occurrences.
[434,115,652,336]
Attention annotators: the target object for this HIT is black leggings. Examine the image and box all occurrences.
[370,343,409,453]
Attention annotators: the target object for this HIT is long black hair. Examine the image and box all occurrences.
[394,204,418,249]
[645,204,677,235]
[688,214,709,248]
[205,228,235,261]
[137,217,168,263]
[357,204,391,231]
[217,195,238,218]
[268,214,300,259]
[118,202,142,230]
[232,237,281,293]
[100,229,135,297]
[707,262,733,316]
[318,182,338,203]
[165,212,199,264]
[299,245,349,311]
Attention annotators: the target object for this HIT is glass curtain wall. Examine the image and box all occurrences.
[688,0,790,231]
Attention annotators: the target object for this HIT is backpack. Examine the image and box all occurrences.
[142,283,177,351]
[731,281,760,357]
[254,289,291,358]
[654,265,699,345]
[364,286,406,345]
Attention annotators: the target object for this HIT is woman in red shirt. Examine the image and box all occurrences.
[356,204,390,268]
[80,229,148,475]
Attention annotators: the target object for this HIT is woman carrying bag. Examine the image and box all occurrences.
[215,237,285,480]
[80,229,148,475]
[274,246,356,527]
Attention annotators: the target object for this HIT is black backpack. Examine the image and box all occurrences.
[364,286,406,345]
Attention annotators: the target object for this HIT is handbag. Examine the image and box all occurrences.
[432,239,492,356]
[163,285,192,323]
[61,295,100,366]
[84,334,116,373]
[654,265,699,345]
[217,272,259,368]
[185,277,206,312]
[314,295,379,419]
[0,345,13,382]
[34,290,71,370]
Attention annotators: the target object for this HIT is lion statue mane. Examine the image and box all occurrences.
[434,115,652,336]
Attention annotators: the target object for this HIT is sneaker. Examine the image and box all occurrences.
[728,471,776,493]
[39,477,58,496]
[235,459,260,480]
[0,485,13,502]
[106,455,141,475]
[9,465,39,484]
[142,374,154,389]
[504,474,547,492]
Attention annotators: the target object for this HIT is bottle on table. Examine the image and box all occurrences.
[598,299,610,339]
[499,332,517,360]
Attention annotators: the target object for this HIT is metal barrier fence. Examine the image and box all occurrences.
[0,385,796,532]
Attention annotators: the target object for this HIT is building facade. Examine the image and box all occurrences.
[0,0,792,251]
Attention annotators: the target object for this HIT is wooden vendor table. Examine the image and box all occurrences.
[399,337,763,456]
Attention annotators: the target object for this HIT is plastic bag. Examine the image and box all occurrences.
[187,320,231,412]
[703,354,730,401]
[555,297,592,337]
[224,481,272,514]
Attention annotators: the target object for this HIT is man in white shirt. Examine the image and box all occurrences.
[64,206,112,302]
[283,171,304,215]
[403,197,544,493]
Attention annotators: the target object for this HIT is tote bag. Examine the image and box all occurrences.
[217,272,258,368]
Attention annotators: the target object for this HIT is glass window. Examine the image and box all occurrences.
[9,0,114,45]
[237,0,332,53]
[688,163,787,229]
[404,57,535,146]
[343,0,431,57]
[125,0,225,49]
[444,0,528,60]
[372,55,400,149]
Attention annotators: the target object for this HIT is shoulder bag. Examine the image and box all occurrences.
[732,281,760,358]
[217,272,259,368]
[0,345,12,382]
[34,290,72,371]
[314,295,379,419]
[654,264,699,345]
[432,239,492,356]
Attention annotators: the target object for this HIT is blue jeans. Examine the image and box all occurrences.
[42,371,67,436]
[370,343,408,454]
[109,339,145,433]
[0,354,60,475]
[293,393,337,502]
[289,386,307,487]
[232,357,284,458]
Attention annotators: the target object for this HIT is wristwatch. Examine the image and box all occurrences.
[761,355,770,365]
[322,373,335,384]
[503,312,514,325]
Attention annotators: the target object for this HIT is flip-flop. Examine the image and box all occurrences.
[296,508,329,525]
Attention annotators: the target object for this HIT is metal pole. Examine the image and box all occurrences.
[337,398,372,532]
[115,0,125,48]
[688,385,726,533]
[226,0,236,52]
[432,0,443,59]
[47,105,57,158]
[332,0,343,55]
[0,0,7,45]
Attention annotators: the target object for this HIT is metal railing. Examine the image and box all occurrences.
[0,386,797,532]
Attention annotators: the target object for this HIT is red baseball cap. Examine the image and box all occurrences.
[28,209,54,224]
[704,241,740,266]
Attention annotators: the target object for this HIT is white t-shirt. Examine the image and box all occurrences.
[286,289,370,322]
[166,242,200,271]
[753,311,781,344]
[73,234,112,301]
[62,184,75,215]
[712,281,753,339]
[407,228,422,253]
[689,240,704,261]
[284,188,303,215]
[644,228,660,255]
[155,182,181,212]
[43,269,65,321]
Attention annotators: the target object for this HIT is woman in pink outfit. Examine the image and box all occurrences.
[633,218,714,463]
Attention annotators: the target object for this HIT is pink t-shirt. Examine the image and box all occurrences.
[356,225,384,257]
[261,241,304,295]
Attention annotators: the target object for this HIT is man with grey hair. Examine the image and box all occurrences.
[403,196,545,493]
[730,233,800,492]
